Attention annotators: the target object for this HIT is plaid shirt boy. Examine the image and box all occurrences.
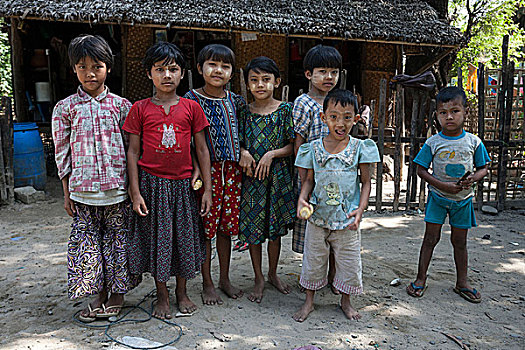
[52,86,131,193]
[293,93,328,142]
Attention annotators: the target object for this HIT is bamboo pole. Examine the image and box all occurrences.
[375,79,387,211]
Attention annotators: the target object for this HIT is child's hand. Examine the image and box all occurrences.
[63,196,76,217]
[441,182,463,194]
[459,175,474,190]
[297,198,313,220]
[191,167,202,189]
[200,190,212,217]
[240,150,256,176]
[132,194,149,216]
[347,208,364,230]
[255,151,274,181]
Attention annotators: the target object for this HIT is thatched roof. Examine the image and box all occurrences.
[1,0,463,46]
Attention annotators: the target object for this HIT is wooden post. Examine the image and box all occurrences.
[368,99,375,138]
[0,97,14,203]
[375,79,387,211]
[10,18,27,122]
[239,68,248,102]
[411,94,426,202]
[457,67,463,88]
[496,35,509,211]
[393,85,403,211]
[476,62,485,210]
[406,91,419,210]
[121,25,127,97]
[419,98,434,211]
[281,85,289,102]
[497,61,514,211]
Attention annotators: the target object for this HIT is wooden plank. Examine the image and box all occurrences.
[375,79,387,211]
[393,85,403,211]
[476,62,485,210]
[406,90,419,210]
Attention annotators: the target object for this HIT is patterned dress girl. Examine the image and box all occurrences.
[238,102,296,244]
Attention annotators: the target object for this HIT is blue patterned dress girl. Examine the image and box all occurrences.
[238,57,296,302]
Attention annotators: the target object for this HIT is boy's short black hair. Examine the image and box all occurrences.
[243,56,280,82]
[323,89,359,115]
[197,44,235,68]
[68,34,113,69]
[142,41,186,72]
[303,44,342,72]
[436,86,467,107]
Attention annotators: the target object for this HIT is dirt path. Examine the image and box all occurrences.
[0,177,524,349]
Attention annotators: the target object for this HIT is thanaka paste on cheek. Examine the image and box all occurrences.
[203,66,214,77]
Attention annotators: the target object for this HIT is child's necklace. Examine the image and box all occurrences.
[152,94,179,104]
[202,86,225,99]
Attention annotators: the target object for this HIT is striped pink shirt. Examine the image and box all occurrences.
[52,86,131,192]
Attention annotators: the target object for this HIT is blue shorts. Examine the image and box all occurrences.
[424,191,477,229]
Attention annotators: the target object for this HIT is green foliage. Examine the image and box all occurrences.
[450,0,525,76]
[0,18,12,97]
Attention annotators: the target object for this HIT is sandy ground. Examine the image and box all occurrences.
[0,176,524,350]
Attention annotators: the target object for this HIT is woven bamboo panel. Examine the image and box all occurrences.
[125,26,154,102]
[232,33,288,99]
[362,42,397,71]
[361,70,395,126]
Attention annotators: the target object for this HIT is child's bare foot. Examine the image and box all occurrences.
[218,280,243,299]
[153,290,172,319]
[268,274,290,295]
[202,284,224,305]
[329,283,341,295]
[248,277,265,303]
[153,299,171,319]
[341,295,361,320]
[176,289,197,314]
[292,301,314,322]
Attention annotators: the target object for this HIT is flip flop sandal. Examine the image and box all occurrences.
[407,282,427,298]
[78,304,101,323]
[453,287,481,303]
[96,303,123,318]
[237,242,249,252]
[233,240,243,251]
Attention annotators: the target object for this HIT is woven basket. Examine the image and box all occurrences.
[125,26,154,102]
[232,33,288,100]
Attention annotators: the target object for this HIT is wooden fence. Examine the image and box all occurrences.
[370,35,524,212]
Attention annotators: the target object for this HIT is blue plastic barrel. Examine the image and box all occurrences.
[13,122,47,190]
